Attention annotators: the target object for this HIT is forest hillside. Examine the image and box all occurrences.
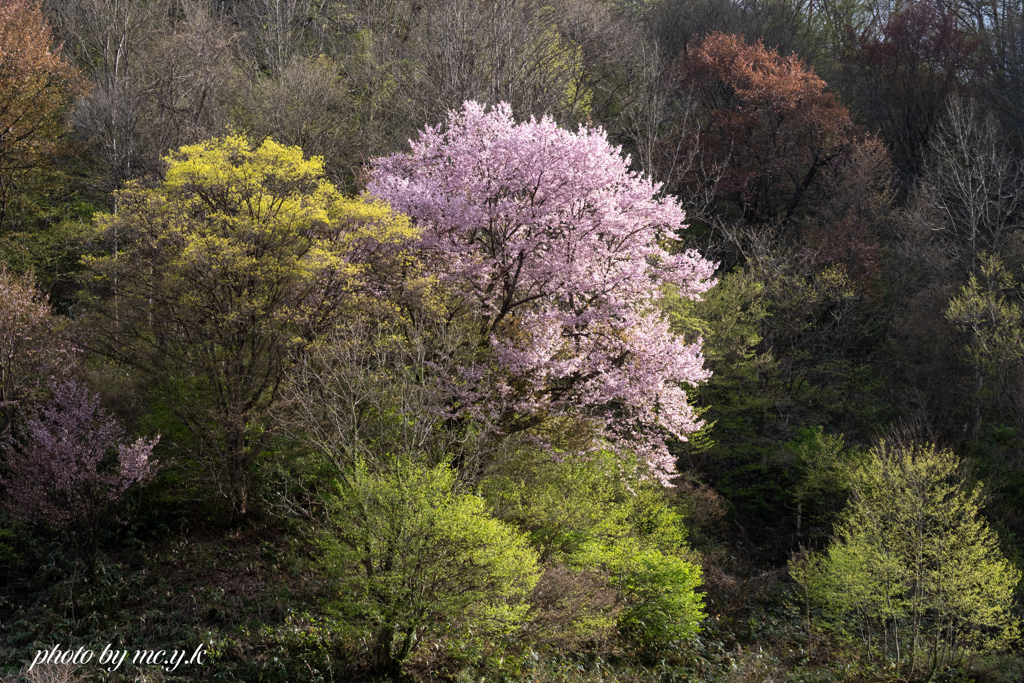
[1,1,1023,681]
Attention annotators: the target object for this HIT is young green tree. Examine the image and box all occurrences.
[791,440,1020,679]
[786,426,864,545]
[85,134,417,518]
[945,253,1024,440]
[319,458,539,676]
[483,446,705,655]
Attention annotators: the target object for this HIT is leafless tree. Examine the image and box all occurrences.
[921,95,1024,277]
[403,0,587,125]
[240,55,357,186]
[232,0,333,75]
[46,0,174,189]
[50,1,241,192]
[143,14,240,149]
[277,317,527,490]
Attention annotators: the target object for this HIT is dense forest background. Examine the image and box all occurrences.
[2,0,1024,681]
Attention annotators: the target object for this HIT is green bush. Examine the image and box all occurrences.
[319,458,539,675]
[791,440,1020,680]
[484,448,705,655]
[600,540,705,651]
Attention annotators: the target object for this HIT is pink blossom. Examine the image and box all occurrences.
[0,379,159,527]
[369,102,716,482]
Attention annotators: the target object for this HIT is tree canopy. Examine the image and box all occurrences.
[86,133,417,516]
[664,31,861,227]
[792,440,1020,676]
[369,101,717,482]
[0,0,86,225]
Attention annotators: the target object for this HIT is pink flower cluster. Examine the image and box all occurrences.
[369,102,717,482]
[1,379,159,527]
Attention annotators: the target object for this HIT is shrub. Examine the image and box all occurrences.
[319,458,539,675]
[484,447,705,655]
[791,440,1020,679]
[0,378,158,566]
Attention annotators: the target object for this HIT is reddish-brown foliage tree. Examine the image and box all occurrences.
[839,0,982,184]
[663,32,860,227]
[0,266,75,424]
[0,0,87,224]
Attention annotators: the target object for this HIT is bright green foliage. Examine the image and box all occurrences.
[85,134,416,517]
[791,441,1020,678]
[486,448,633,563]
[319,458,539,675]
[485,448,688,561]
[539,27,591,119]
[586,536,704,651]
[787,426,866,544]
[946,253,1024,438]
[484,448,705,653]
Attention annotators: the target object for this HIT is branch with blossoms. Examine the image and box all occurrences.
[0,378,159,568]
[369,101,717,483]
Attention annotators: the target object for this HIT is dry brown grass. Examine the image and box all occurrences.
[1,662,84,683]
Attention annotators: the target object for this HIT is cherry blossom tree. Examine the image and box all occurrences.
[368,101,716,482]
[0,378,158,564]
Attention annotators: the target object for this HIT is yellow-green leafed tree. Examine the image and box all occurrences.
[320,458,539,676]
[85,134,417,519]
[945,253,1024,440]
[791,441,1020,680]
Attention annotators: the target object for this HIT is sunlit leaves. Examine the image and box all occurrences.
[86,133,416,516]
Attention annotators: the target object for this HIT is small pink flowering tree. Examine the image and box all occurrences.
[0,379,158,565]
[368,102,716,482]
